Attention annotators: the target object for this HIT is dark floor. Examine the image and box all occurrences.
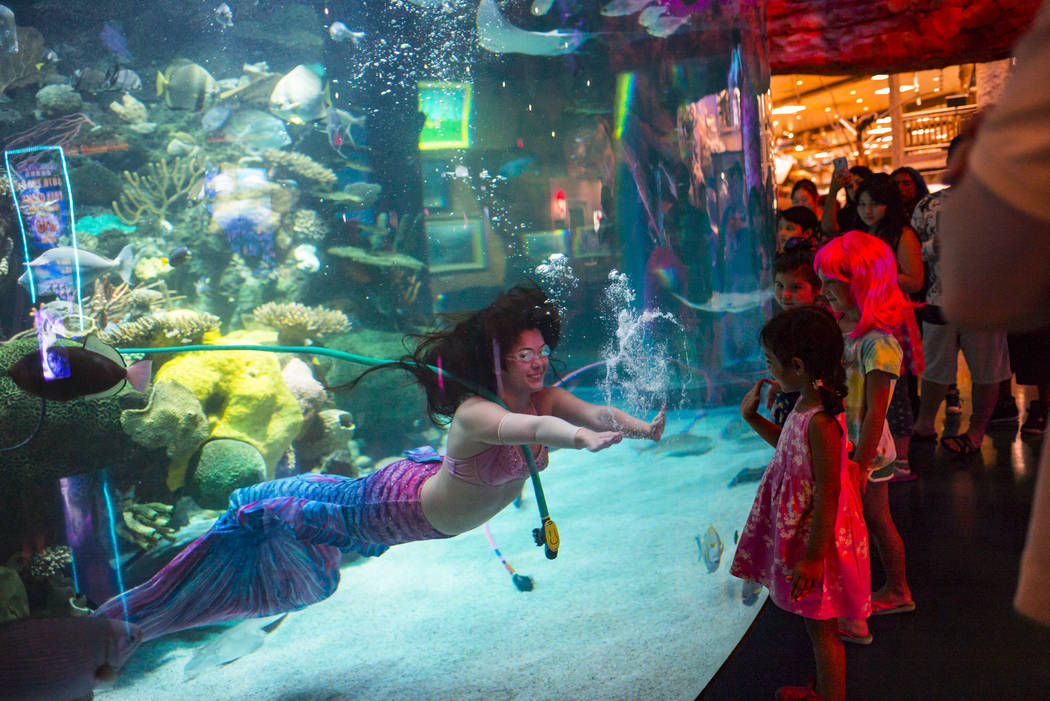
[700,384,1050,701]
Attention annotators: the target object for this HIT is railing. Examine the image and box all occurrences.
[901,104,979,152]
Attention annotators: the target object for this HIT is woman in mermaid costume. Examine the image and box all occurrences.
[94,285,666,640]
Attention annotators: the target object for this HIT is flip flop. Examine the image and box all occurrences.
[941,434,979,455]
[871,598,917,616]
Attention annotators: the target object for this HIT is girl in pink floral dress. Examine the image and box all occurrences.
[731,307,870,701]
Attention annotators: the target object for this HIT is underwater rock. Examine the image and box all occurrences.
[292,244,320,272]
[109,93,153,130]
[70,163,124,209]
[120,380,211,485]
[165,136,199,157]
[34,83,82,118]
[0,566,29,623]
[188,439,267,510]
[153,332,304,484]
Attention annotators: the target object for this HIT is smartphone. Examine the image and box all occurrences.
[832,156,848,172]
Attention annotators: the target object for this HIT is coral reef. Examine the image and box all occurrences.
[26,546,71,579]
[112,154,206,225]
[291,209,329,242]
[263,148,337,188]
[0,27,46,97]
[121,381,211,488]
[0,337,152,484]
[251,301,349,346]
[35,84,83,118]
[282,357,328,414]
[153,330,303,483]
[188,438,267,510]
[109,94,156,133]
[99,309,220,348]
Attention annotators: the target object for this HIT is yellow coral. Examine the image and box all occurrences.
[263,149,337,187]
[155,330,303,487]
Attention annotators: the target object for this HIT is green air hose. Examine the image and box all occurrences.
[116,344,558,559]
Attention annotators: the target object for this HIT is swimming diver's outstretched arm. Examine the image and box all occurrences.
[454,396,624,452]
[542,387,665,441]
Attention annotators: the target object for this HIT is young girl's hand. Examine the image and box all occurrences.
[789,557,824,600]
[740,379,775,419]
[578,429,624,452]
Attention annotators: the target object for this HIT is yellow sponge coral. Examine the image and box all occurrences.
[155,329,303,489]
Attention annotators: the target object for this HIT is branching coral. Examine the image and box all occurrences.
[263,149,337,188]
[112,154,206,225]
[99,309,221,347]
[252,301,349,345]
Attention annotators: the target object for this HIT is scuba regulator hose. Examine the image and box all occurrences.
[115,343,560,559]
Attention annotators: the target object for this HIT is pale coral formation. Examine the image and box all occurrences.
[281,357,328,414]
[291,209,330,242]
[251,301,349,346]
[112,154,206,225]
[263,148,337,187]
[99,309,221,348]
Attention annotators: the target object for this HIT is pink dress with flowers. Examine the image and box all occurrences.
[730,405,871,620]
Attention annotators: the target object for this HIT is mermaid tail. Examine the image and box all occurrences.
[94,459,448,641]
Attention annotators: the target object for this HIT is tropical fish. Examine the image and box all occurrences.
[498,156,535,179]
[531,0,555,16]
[8,334,151,402]
[156,59,219,111]
[326,105,366,155]
[329,21,364,45]
[183,614,287,681]
[18,245,135,297]
[601,0,654,17]
[727,466,765,488]
[638,5,668,27]
[742,580,762,606]
[214,2,234,29]
[100,21,131,60]
[164,245,191,267]
[107,67,142,92]
[641,431,714,458]
[0,5,17,54]
[0,616,142,701]
[645,12,691,37]
[201,103,232,132]
[476,0,591,56]
[698,525,723,573]
[220,109,290,150]
[269,64,326,124]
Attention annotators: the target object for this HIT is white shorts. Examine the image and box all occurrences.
[921,322,1011,385]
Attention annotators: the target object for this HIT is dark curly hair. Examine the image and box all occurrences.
[338,284,561,426]
[760,306,847,417]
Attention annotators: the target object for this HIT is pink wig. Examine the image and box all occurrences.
[814,230,912,337]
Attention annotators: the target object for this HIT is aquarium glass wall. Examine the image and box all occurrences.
[0,1,775,698]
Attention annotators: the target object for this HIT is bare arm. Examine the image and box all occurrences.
[740,379,781,448]
[941,175,1050,330]
[791,412,843,601]
[895,226,924,295]
[454,396,624,453]
[545,386,665,441]
[820,171,847,238]
[852,370,895,488]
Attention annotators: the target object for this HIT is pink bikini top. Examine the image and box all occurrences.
[443,443,549,487]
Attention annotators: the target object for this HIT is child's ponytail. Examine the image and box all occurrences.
[815,362,848,417]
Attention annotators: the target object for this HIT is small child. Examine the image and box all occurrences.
[770,246,825,426]
[732,306,869,701]
[777,206,821,253]
[815,230,916,645]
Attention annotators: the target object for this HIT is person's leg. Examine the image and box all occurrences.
[961,329,1013,444]
[805,617,846,701]
[915,378,949,435]
[864,481,912,604]
[990,377,1019,423]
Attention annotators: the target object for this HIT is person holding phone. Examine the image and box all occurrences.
[822,161,873,238]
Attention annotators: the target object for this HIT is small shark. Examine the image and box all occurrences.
[641,430,714,458]
[476,0,592,56]
[670,289,773,314]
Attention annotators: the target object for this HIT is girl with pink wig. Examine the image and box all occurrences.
[815,230,916,645]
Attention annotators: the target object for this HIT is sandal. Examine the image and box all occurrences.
[941,434,979,455]
[871,598,917,616]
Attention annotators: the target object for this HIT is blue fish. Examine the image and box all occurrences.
[498,157,535,179]
[201,104,232,133]
[100,22,131,60]
[697,525,723,573]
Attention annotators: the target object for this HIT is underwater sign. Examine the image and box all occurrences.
[418,81,473,150]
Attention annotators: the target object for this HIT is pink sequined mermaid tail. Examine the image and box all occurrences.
[93,459,448,641]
